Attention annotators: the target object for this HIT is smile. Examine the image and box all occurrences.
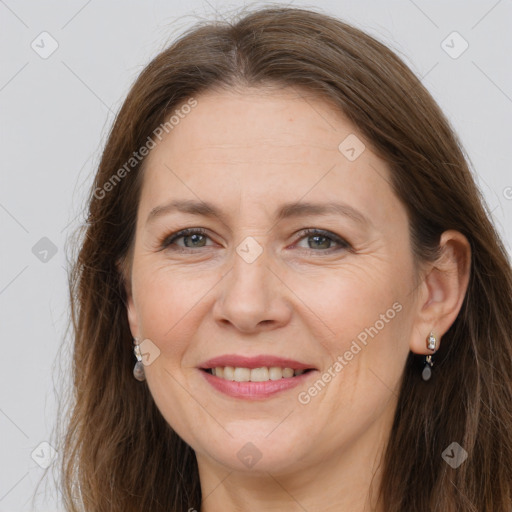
[199,367,317,400]
[203,366,312,381]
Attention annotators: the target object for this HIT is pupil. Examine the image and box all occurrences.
[186,234,204,247]
[310,235,329,249]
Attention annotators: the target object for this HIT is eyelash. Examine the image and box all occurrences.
[159,227,351,254]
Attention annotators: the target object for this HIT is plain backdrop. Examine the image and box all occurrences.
[1,0,511,510]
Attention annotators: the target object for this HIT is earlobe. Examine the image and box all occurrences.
[409,229,471,355]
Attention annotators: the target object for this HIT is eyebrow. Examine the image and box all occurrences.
[146,199,370,227]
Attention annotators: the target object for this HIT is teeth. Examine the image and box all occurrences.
[269,366,284,380]
[210,366,308,382]
[223,366,235,380]
[282,368,294,378]
[250,367,269,382]
[234,367,251,382]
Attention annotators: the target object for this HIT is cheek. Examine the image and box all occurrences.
[287,258,413,410]
[295,272,410,415]
[132,262,223,361]
[287,260,405,344]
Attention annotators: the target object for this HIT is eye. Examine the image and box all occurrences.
[293,228,351,253]
[160,228,214,251]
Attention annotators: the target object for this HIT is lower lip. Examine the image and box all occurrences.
[200,369,315,400]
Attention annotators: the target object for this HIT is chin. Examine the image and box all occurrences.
[196,431,312,474]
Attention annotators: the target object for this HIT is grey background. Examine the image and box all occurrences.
[1,0,511,510]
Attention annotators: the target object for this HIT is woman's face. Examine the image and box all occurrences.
[126,86,422,476]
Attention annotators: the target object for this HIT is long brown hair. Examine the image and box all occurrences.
[56,6,512,511]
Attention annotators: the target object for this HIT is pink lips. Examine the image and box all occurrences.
[198,354,317,400]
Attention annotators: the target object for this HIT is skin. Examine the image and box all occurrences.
[125,86,471,511]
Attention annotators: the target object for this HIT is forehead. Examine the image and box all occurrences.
[150,87,354,163]
[138,86,399,228]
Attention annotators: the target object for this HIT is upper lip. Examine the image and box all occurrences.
[199,354,316,370]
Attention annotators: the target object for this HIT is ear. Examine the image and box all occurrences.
[409,230,471,355]
[116,257,140,339]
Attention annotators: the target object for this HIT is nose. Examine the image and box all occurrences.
[212,242,292,333]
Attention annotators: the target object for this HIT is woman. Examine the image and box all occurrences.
[59,6,512,511]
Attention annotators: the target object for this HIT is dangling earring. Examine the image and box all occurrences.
[133,338,146,381]
[422,331,437,381]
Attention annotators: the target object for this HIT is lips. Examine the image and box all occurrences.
[198,354,318,399]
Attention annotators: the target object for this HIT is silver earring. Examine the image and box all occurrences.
[133,338,146,381]
[422,331,437,381]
